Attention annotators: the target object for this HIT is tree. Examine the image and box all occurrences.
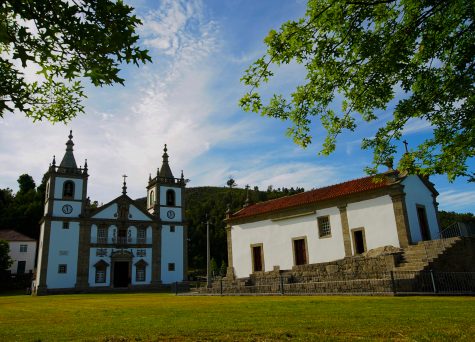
[240,0,474,181]
[226,177,237,189]
[17,174,35,193]
[0,240,13,272]
[1,0,151,122]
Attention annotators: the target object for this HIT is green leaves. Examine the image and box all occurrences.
[1,0,152,122]
[239,0,474,181]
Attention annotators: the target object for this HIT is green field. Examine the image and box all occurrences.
[0,293,473,341]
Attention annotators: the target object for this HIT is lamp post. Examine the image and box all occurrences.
[206,216,211,288]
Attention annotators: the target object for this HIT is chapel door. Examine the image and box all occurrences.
[417,206,431,241]
[252,246,263,272]
[293,239,307,265]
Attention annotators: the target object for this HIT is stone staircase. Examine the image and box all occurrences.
[394,237,462,272]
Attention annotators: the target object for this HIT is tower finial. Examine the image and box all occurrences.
[122,174,128,195]
[52,155,56,166]
[159,144,174,179]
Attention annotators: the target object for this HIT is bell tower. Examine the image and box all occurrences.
[35,131,89,294]
[146,145,187,283]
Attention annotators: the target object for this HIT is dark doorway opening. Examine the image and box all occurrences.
[353,230,365,255]
[417,206,431,241]
[17,261,26,274]
[252,245,263,272]
[113,261,130,287]
[293,239,307,265]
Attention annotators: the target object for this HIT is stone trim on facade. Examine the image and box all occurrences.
[390,193,411,248]
[36,220,52,294]
[338,205,352,257]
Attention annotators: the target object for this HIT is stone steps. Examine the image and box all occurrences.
[394,237,462,273]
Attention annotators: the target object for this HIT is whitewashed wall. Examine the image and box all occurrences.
[347,195,400,252]
[46,221,80,289]
[231,210,346,279]
[402,176,439,242]
[161,225,183,283]
[92,203,117,219]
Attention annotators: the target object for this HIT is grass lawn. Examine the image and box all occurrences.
[0,293,473,341]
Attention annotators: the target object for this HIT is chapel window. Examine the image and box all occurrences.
[166,190,175,206]
[63,181,75,198]
[63,221,69,229]
[317,216,331,238]
[168,263,175,272]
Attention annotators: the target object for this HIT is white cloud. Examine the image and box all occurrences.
[402,117,433,135]
[438,190,475,212]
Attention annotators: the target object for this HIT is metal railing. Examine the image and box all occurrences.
[182,271,475,296]
[439,223,461,239]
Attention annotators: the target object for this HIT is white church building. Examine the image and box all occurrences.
[34,132,187,294]
[225,171,440,279]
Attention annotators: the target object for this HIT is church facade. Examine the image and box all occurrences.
[34,132,187,294]
[225,171,440,279]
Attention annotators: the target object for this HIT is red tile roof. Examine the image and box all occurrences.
[0,230,36,241]
[229,173,399,221]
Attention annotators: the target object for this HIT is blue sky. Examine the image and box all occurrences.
[0,0,473,214]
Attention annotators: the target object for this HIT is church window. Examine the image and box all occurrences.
[63,181,75,198]
[149,190,155,207]
[58,264,67,273]
[63,221,69,229]
[137,228,146,244]
[96,269,106,283]
[136,266,145,282]
[20,244,27,253]
[135,259,147,282]
[317,216,331,238]
[170,225,175,233]
[94,260,108,283]
[168,263,175,271]
[97,226,107,243]
[166,190,175,206]
[137,249,146,257]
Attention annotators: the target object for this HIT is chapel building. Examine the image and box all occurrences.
[225,170,440,279]
[34,132,187,294]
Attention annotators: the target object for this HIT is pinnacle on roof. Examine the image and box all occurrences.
[59,130,78,169]
[159,144,174,179]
